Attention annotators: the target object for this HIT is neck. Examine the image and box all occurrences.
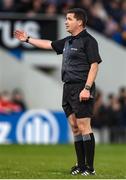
[71,27,85,36]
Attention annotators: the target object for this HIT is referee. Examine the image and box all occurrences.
[14,8,102,176]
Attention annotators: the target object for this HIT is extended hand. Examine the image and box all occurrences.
[14,30,27,42]
[79,89,90,101]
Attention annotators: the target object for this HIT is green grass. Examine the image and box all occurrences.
[0,144,126,179]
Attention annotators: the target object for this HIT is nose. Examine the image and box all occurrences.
[65,20,68,26]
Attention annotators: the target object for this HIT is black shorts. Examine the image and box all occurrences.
[62,82,95,119]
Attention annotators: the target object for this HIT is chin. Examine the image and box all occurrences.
[66,29,71,33]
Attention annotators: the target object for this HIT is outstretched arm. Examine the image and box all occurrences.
[14,30,53,49]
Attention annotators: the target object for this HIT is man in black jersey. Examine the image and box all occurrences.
[14,8,102,176]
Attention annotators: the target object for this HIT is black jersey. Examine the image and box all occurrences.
[51,29,102,83]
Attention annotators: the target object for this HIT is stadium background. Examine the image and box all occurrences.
[0,0,126,178]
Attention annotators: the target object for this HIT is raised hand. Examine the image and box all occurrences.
[14,30,28,42]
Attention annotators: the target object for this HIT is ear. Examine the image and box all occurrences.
[78,20,83,26]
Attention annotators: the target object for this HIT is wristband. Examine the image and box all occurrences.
[26,36,30,43]
[84,85,91,91]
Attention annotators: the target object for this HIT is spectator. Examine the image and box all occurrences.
[89,1,106,32]
[107,93,123,143]
[118,86,126,107]
[80,0,93,26]
[58,0,75,14]
[105,0,122,23]
[104,17,119,37]
[15,0,32,13]
[26,0,46,16]
[81,0,93,10]
[45,3,57,16]
[0,0,15,12]
[120,14,126,46]
[118,87,126,127]
[92,89,108,129]
[121,0,126,14]
[0,91,21,114]
[12,88,27,111]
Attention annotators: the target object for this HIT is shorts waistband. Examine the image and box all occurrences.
[64,81,85,85]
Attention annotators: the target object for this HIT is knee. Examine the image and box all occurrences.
[77,123,85,133]
[77,120,91,133]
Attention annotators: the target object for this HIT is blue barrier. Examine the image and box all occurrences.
[0,110,70,144]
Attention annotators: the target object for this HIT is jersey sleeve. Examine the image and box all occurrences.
[51,37,67,55]
[86,38,102,64]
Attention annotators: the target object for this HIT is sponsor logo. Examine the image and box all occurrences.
[71,48,78,51]
[0,20,40,48]
[0,122,11,143]
[16,110,59,144]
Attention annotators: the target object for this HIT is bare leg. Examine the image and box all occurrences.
[68,113,80,136]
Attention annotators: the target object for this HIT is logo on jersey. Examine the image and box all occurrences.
[71,48,78,51]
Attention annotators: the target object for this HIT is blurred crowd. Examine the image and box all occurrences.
[0,0,126,47]
[92,86,126,143]
[0,89,27,114]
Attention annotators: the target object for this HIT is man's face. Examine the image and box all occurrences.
[65,13,82,33]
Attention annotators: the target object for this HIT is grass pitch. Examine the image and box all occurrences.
[0,144,126,179]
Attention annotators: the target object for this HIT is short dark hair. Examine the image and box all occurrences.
[66,8,88,27]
